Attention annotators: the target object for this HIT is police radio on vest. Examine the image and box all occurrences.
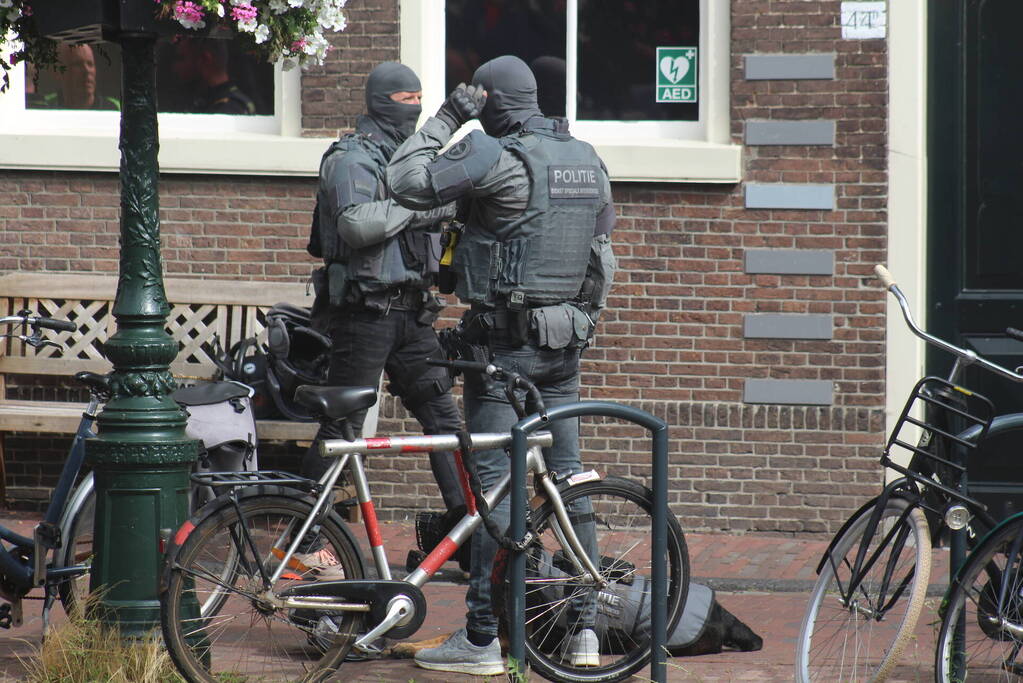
[552,167,597,184]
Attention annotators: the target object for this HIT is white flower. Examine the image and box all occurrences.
[317,6,345,31]
[254,23,270,44]
[268,0,289,14]
[0,0,14,10]
[236,16,257,32]
[287,0,304,7]
[5,6,20,22]
[215,3,225,17]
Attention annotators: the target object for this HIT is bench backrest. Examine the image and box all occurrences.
[0,272,314,385]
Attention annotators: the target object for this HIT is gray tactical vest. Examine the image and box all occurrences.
[452,127,607,307]
[316,134,434,299]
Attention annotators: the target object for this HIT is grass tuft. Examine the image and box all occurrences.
[20,592,184,683]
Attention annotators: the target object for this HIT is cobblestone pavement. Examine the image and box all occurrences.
[0,509,952,681]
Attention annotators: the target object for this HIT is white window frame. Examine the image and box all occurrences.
[401,0,741,183]
[0,51,328,176]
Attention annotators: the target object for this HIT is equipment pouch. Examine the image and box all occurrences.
[309,267,330,331]
[416,294,445,326]
[532,305,575,350]
[326,262,349,306]
[509,308,529,347]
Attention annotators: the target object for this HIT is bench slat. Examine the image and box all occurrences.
[0,400,316,441]
[0,273,313,307]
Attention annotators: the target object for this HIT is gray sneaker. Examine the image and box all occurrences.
[414,628,504,675]
[563,628,600,667]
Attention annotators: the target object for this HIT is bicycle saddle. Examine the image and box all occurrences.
[294,385,377,421]
[74,371,111,399]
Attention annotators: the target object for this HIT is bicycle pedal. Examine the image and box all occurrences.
[406,549,427,573]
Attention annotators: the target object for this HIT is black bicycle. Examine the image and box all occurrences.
[0,311,96,632]
[796,265,1023,682]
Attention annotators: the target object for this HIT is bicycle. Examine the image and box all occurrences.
[0,311,96,633]
[796,265,1023,682]
[0,308,261,624]
[159,358,690,683]
[934,503,1023,681]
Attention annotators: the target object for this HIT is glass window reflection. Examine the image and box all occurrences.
[577,0,699,121]
[27,37,274,115]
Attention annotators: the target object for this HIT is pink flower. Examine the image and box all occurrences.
[174,0,205,28]
[231,3,257,22]
[291,39,306,51]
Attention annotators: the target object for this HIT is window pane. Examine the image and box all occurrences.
[577,0,699,121]
[445,0,566,117]
[27,37,274,115]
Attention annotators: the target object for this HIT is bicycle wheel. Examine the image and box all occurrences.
[161,494,365,683]
[935,515,1023,682]
[497,476,689,683]
[796,496,931,683]
[57,482,95,615]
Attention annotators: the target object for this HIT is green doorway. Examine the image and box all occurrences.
[928,0,1023,416]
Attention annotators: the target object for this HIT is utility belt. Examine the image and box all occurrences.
[345,285,442,323]
[464,302,592,350]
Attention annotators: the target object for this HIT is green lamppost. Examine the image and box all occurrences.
[32,7,198,636]
[85,33,198,636]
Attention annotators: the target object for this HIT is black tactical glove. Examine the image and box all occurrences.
[435,83,486,132]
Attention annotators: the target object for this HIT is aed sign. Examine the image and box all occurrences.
[656,47,697,103]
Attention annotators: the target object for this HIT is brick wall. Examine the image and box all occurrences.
[0,1,890,534]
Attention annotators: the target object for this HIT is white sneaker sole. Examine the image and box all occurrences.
[568,652,600,667]
[414,659,505,676]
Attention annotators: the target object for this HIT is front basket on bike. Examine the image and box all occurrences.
[881,376,994,513]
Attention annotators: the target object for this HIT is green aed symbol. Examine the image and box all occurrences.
[656,47,697,103]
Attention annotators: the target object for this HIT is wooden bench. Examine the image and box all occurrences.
[0,272,322,505]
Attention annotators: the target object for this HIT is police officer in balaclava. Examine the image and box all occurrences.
[387,55,617,675]
[301,61,464,578]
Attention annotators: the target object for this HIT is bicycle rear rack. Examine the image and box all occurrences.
[190,470,319,493]
[881,376,995,514]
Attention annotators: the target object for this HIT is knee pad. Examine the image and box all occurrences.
[390,371,454,413]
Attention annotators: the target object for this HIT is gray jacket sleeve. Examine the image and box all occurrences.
[388,117,529,216]
[386,117,458,210]
[336,198,416,250]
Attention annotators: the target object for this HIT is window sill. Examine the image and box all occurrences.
[0,129,743,183]
[592,138,742,184]
[0,129,330,177]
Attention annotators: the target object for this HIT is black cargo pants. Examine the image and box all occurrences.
[301,301,465,511]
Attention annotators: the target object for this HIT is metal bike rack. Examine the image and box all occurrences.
[508,401,670,683]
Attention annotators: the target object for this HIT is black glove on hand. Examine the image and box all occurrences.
[435,83,486,132]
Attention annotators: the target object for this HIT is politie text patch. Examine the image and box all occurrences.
[549,165,601,198]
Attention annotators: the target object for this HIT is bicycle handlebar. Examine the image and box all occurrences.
[427,357,548,421]
[875,264,1023,384]
[0,313,77,333]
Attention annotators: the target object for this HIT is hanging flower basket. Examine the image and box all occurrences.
[0,0,347,92]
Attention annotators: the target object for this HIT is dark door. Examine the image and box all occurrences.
[929,0,1023,520]
[928,0,1023,415]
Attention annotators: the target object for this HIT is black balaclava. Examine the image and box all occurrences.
[471,55,543,137]
[364,62,422,145]
[530,56,566,118]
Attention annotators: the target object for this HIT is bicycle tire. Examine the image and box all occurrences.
[56,475,237,618]
[495,476,689,683]
[161,494,365,683]
[935,514,1023,682]
[795,496,931,683]
[56,481,95,615]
